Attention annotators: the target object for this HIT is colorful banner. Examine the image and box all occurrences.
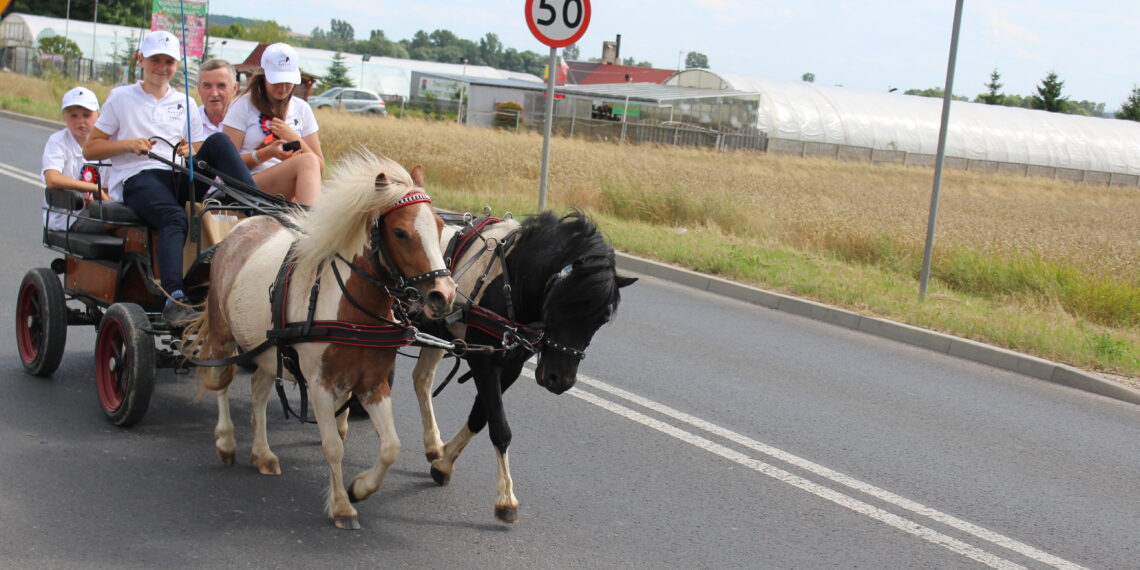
[150,0,208,58]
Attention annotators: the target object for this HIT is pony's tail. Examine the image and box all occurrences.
[179,304,234,400]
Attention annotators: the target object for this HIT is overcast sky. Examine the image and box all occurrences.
[210,0,1139,111]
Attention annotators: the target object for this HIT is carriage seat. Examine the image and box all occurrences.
[43,188,145,260]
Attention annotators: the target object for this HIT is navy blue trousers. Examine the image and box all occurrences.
[122,133,255,294]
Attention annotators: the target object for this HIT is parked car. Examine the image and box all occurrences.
[309,88,387,116]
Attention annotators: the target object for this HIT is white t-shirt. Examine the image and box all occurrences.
[199,104,224,136]
[94,82,204,201]
[222,94,318,174]
[41,128,106,231]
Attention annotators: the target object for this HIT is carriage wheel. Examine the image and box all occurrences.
[16,268,67,376]
[95,303,156,427]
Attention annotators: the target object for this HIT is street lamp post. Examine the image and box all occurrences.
[219,39,227,60]
[360,54,370,88]
[620,73,632,144]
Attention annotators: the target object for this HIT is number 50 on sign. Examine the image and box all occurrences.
[526,0,592,48]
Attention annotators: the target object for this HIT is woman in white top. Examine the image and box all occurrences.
[223,43,324,206]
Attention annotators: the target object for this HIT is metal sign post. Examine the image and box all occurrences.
[526,0,591,211]
[919,0,965,301]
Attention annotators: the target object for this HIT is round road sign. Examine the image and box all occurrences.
[526,0,592,48]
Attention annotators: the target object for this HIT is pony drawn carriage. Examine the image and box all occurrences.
[17,149,635,528]
[16,153,294,426]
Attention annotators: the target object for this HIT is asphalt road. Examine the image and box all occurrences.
[1,114,1138,569]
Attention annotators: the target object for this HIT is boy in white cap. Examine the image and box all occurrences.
[41,86,110,233]
[84,30,254,325]
[223,42,324,205]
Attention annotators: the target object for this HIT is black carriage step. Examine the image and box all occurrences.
[44,230,124,260]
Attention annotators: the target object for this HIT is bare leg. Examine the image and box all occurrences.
[249,368,281,475]
[412,348,445,461]
[251,153,322,206]
[347,395,401,503]
[309,382,359,530]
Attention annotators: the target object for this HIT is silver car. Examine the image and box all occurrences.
[310,87,387,116]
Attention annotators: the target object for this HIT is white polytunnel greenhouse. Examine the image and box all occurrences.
[0,13,540,100]
[669,69,1140,176]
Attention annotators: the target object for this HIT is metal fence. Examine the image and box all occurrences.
[766,137,1140,187]
[0,46,125,83]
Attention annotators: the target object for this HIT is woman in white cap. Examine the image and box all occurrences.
[223,42,324,206]
[41,86,110,233]
[83,30,255,325]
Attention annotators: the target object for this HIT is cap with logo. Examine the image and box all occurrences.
[261,43,301,85]
[61,86,99,111]
[140,30,181,59]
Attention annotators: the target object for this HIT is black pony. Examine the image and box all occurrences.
[410,210,636,523]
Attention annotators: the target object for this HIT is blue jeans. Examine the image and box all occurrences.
[121,133,256,294]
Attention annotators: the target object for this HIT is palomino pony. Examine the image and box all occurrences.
[187,152,456,529]
[411,210,636,523]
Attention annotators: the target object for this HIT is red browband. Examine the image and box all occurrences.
[380,191,432,217]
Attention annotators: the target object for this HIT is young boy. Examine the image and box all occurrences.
[41,86,110,233]
[84,30,252,325]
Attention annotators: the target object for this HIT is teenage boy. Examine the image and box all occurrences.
[42,86,110,233]
[84,30,254,325]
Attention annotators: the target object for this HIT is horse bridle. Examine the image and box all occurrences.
[336,190,451,311]
[535,253,617,361]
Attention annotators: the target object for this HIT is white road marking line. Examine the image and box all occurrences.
[0,162,42,187]
[522,369,1085,570]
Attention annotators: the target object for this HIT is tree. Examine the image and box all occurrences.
[801,72,815,83]
[1117,86,1140,121]
[39,36,82,59]
[685,51,708,69]
[320,51,354,90]
[979,68,1003,105]
[1031,71,1068,113]
[904,87,969,101]
[563,43,580,61]
[621,56,653,67]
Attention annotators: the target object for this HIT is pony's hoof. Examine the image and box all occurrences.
[253,458,281,476]
[430,465,451,486]
[347,483,365,503]
[217,449,235,466]
[333,515,361,530]
[494,505,518,524]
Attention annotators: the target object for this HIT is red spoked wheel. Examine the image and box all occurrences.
[16,268,67,376]
[95,303,156,427]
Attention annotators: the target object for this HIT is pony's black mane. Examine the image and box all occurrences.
[511,210,622,319]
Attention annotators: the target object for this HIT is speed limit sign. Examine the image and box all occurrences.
[526,0,591,48]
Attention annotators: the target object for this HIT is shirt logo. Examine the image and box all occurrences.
[167,104,185,120]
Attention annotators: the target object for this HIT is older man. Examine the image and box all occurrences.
[198,58,238,135]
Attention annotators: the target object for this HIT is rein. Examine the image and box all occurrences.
[429,217,593,398]
[189,189,455,423]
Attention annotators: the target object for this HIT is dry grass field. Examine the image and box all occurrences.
[2,70,1136,378]
[315,112,1139,377]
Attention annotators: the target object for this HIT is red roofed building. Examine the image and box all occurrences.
[565,61,676,85]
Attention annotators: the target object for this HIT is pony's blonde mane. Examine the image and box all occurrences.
[291,150,417,278]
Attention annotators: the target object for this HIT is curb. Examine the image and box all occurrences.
[0,109,62,129]
[615,252,1140,407]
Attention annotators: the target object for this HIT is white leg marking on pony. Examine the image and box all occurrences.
[249,368,281,475]
[430,424,476,485]
[494,449,519,523]
[309,381,359,529]
[214,386,236,465]
[349,395,401,502]
[412,348,445,461]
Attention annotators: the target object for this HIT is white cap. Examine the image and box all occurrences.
[61,86,99,111]
[140,30,181,59]
[261,43,301,85]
